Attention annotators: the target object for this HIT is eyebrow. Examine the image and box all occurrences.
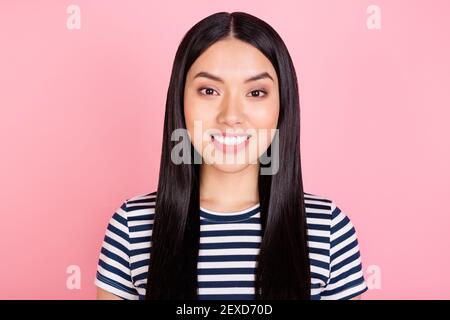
[193,71,274,83]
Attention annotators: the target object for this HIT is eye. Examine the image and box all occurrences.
[247,89,267,98]
[198,87,219,96]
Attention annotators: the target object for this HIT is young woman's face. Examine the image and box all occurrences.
[183,37,280,173]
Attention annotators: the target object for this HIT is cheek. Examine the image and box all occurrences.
[184,104,215,149]
[247,103,279,130]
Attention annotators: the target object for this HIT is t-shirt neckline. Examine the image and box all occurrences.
[199,203,260,223]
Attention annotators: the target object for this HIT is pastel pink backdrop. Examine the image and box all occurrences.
[0,0,449,299]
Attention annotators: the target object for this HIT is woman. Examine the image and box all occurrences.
[94,11,368,300]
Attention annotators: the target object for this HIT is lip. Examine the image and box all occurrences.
[211,133,251,154]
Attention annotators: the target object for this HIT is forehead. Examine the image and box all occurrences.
[187,37,277,81]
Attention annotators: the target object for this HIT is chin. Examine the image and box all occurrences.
[209,162,253,174]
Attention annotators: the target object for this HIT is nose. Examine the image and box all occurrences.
[217,93,244,127]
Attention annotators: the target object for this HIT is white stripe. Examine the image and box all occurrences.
[331,244,360,267]
[306,207,332,214]
[99,253,131,275]
[94,278,139,300]
[199,248,259,256]
[309,252,330,264]
[198,261,256,269]
[321,281,367,300]
[304,194,332,202]
[307,218,330,226]
[97,265,135,289]
[322,271,363,292]
[307,229,329,237]
[133,265,150,277]
[130,230,152,238]
[311,265,329,277]
[130,241,152,250]
[136,286,146,296]
[200,236,261,243]
[105,229,129,250]
[102,241,129,262]
[200,223,261,231]
[127,209,154,218]
[330,233,357,255]
[330,257,361,279]
[128,220,152,227]
[331,219,353,241]
[198,287,254,295]
[308,241,329,250]
[331,210,346,227]
[200,204,260,215]
[128,193,156,202]
[198,274,254,282]
[130,253,150,264]
[109,215,129,234]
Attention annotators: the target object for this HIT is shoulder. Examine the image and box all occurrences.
[303,192,355,225]
[122,191,157,213]
[125,191,157,205]
[303,191,334,224]
[108,191,157,230]
[303,192,361,244]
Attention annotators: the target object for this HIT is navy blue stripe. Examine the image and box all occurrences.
[132,271,148,282]
[127,197,156,205]
[200,206,260,222]
[130,258,150,270]
[127,205,155,211]
[321,277,366,297]
[198,255,257,262]
[112,212,128,228]
[200,242,260,250]
[127,214,154,221]
[106,223,129,244]
[200,217,260,225]
[331,238,358,261]
[331,250,361,273]
[331,226,356,247]
[331,215,350,234]
[200,230,261,237]
[308,235,329,243]
[198,281,254,288]
[98,259,133,283]
[129,236,151,244]
[198,268,255,275]
[96,271,138,295]
[310,258,329,270]
[306,212,332,220]
[331,206,342,219]
[308,247,330,256]
[104,235,129,256]
[311,271,328,284]
[199,294,254,300]
[101,247,129,269]
[329,264,363,285]
[130,247,151,256]
[307,223,329,231]
[129,224,153,232]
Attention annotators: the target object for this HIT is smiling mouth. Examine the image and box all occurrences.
[210,134,251,153]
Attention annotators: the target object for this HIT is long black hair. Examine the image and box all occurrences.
[145,11,310,300]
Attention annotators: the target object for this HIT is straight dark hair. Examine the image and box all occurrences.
[145,11,311,300]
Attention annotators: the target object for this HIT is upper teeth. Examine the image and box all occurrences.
[213,135,248,145]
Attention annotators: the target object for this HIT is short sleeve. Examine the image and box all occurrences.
[94,199,140,300]
[320,202,368,300]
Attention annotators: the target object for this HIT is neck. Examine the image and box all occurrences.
[199,164,260,212]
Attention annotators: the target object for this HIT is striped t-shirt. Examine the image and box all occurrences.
[94,191,368,300]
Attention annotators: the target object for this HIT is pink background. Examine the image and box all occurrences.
[0,0,449,299]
